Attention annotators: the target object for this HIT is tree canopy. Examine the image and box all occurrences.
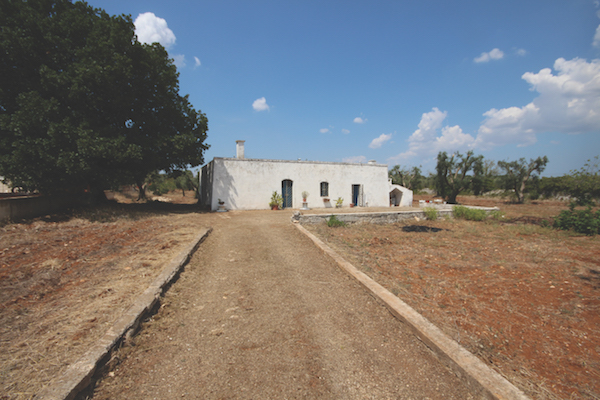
[498,156,548,203]
[388,165,423,191]
[435,151,483,204]
[0,0,208,198]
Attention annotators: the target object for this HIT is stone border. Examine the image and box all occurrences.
[37,228,213,400]
[294,206,498,224]
[295,224,530,400]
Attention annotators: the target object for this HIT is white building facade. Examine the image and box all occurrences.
[199,141,412,211]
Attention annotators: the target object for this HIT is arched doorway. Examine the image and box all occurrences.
[282,180,293,208]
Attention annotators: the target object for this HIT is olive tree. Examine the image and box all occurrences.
[498,156,548,203]
[435,151,484,204]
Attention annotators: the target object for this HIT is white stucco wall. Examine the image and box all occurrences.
[389,183,414,207]
[202,158,391,211]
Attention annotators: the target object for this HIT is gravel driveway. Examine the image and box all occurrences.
[88,209,477,399]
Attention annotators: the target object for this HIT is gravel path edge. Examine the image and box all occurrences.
[36,227,213,400]
[295,223,530,400]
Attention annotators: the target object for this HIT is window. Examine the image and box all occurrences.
[320,182,329,197]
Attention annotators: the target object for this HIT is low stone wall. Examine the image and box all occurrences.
[294,206,499,224]
[0,195,76,223]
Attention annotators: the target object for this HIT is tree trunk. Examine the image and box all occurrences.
[136,180,147,201]
[517,176,528,203]
[447,191,459,204]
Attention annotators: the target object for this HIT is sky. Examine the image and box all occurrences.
[90,0,600,177]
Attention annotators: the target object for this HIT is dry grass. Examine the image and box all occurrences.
[305,196,600,399]
[0,198,207,399]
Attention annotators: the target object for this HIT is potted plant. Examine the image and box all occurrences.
[336,197,343,208]
[269,191,283,210]
[217,198,226,212]
[301,191,310,210]
[350,203,354,208]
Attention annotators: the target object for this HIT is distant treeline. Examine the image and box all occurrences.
[390,153,599,205]
[146,170,198,197]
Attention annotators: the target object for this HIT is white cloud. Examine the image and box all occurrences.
[252,97,270,112]
[172,54,186,68]
[474,48,504,63]
[341,129,350,134]
[392,108,475,160]
[593,25,600,48]
[343,156,367,163]
[475,57,600,149]
[134,12,176,49]
[394,57,600,161]
[194,57,201,68]
[369,133,392,149]
[516,48,527,57]
[320,128,330,134]
[353,117,367,124]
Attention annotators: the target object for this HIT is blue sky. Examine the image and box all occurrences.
[91,0,600,177]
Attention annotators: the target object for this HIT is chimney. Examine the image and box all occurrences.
[368,160,376,165]
[236,140,245,159]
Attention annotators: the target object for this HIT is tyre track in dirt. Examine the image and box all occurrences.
[88,210,477,399]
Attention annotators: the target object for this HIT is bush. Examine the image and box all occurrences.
[327,215,346,227]
[423,207,438,221]
[488,210,506,221]
[453,205,487,221]
[148,176,177,195]
[553,203,600,235]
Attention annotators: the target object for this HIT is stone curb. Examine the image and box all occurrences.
[295,224,530,400]
[295,206,499,224]
[36,228,213,400]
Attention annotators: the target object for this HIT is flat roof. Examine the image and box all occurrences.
[211,157,388,167]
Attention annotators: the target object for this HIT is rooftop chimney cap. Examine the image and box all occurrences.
[236,140,245,159]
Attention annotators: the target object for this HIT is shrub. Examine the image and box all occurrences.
[453,205,468,219]
[453,205,487,221]
[327,215,346,227]
[423,207,438,221]
[553,203,600,235]
[488,210,506,221]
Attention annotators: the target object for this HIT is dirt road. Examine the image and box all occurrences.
[88,210,477,399]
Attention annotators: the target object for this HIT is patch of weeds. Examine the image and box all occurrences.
[553,202,600,235]
[423,207,438,221]
[453,205,487,221]
[488,210,505,221]
[327,215,346,227]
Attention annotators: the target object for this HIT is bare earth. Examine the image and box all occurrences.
[305,196,600,399]
[2,193,597,399]
[86,209,476,399]
[0,199,206,399]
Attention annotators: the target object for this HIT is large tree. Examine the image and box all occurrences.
[498,156,548,203]
[435,151,483,204]
[388,165,423,191]
[0,0,208,199]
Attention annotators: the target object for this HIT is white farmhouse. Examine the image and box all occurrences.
[199,141,412,211]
